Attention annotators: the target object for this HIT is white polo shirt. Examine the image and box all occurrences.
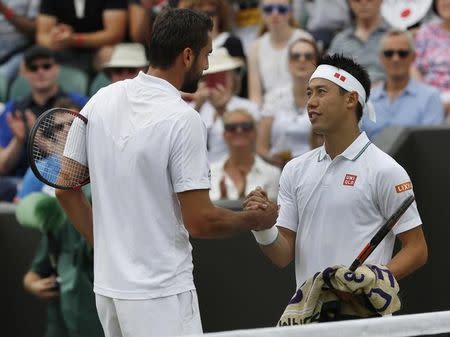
[277,132,422,288]
[209,155,280,201]
[79,72,211,299]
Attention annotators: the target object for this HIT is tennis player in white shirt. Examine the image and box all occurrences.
[56,8,277,337]
[244,54,427,297]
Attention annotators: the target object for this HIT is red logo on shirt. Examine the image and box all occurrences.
[395,181,412,193]
[343,174,357,186]
[334,72,346,82]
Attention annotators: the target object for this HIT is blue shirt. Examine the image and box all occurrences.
[362,79,445,140]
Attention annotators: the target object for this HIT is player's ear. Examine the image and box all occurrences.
[346,91,359,110]
[182,48,194,68]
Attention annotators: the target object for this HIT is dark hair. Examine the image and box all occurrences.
[288,38,321,64]
[149,8,213,69]
[318,54,371,121]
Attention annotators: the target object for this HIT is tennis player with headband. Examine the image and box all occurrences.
[245,54,428,301]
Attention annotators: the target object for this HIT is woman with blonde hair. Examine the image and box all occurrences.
[247,0,312,107]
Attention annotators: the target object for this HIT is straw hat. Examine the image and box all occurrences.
[104,43,149,69]
[203,47,244,75]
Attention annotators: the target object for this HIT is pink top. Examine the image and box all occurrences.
[415,22,450,94]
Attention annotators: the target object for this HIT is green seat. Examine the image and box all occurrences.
[59,66,89,95]
[8,76,30,101]
[0,74,8,102]
[89,72,111,96]
[8,66,89,101]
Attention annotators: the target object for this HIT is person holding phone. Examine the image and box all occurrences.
[186,47,259,162]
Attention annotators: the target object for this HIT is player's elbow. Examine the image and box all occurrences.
[185,216,214,238]
[416,241,428,269]
[270,255,293,269]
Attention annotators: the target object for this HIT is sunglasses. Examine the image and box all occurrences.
[382,49,411,59]
[289,52,315,62]
[262,4,290,15]
[28,62,54,72]
[224,122,255,133]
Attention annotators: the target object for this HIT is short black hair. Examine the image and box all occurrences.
[148,8,213,69]
[24,46,56,68]
[318,54,371,121]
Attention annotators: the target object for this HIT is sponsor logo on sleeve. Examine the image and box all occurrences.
[395,181,412,193]
[343,174,357,186]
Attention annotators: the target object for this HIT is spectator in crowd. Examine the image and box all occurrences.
[90,42,149,95]
[186,47,259,162]
[294,0,350,51]
[104,43,148,82]
[13,97,81,203]
[247,0,312,107]
[128,0,153,45]
[0,0,40,80]
[209,108,280,201]
[328,0,389,84]
[414,0,450,119]
[36,0,128,75]
[189,0,245,60]
[257,37,319,167]
[362,29,445,140]
[230,0,263,54]
[0,46,87,180]
[189,0,247,97]
[19,188,104,337]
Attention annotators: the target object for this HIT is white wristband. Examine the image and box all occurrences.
[251,226,279,246]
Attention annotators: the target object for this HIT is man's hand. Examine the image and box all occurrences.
[28,275,60,301]
[243,187,278,231]
[250,200,278,231]
[243,186,270,211]
[209,84,231,113]
[6,110,35,143]
[49,23,74,50]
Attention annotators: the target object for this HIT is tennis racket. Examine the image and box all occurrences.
[27,107,89,190]
[349,195,415,272]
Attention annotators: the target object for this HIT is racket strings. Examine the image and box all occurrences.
[31,111,88,188]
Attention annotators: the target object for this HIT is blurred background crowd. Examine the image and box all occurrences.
[0,0,449,335]
[1,0,449,203]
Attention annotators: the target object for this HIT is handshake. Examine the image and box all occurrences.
[243,187,280,246]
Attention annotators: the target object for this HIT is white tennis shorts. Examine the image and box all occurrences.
[95,290,203,337]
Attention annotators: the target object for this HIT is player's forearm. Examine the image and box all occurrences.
[55,189,93,245]
[260,228,295,268]
[387,241,428,281]
[189,206,256,238]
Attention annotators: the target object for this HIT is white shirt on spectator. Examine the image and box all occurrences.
[209,155,280,201]
[277,132,422,288]
[262,85,312,157]
[77,72,211,299]
[199,96,260,162]
[257,29,312,97]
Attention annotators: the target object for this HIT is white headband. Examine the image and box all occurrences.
[310,64,376,122]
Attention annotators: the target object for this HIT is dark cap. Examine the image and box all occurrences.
[24,46,56,67]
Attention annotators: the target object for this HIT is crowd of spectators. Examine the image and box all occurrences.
[1,0,447,203]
